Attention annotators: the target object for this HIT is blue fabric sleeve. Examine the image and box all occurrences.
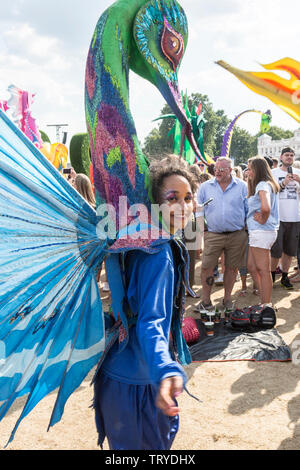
[128,250,186,386]
[255,181,271,194]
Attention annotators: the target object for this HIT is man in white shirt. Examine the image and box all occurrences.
[271,147,300,289]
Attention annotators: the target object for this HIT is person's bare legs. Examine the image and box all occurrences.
[241,275,247,291]
[249,247,273,304]
[248,248,261,296]
[200,266,214,305]
[223,267,238,305]
[271,256,279,273]
[272,253,293,287]
[280,253,293,274]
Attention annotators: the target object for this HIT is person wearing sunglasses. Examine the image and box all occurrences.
[196,157,248,314]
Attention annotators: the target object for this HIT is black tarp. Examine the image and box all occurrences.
[189,319,291,362]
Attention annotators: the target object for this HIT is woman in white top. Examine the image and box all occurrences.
[247,157,280,306]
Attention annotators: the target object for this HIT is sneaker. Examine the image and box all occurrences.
[215,274,224,285]
[281,277,294,290]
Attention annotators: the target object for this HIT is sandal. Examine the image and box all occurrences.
[252,289,259,295]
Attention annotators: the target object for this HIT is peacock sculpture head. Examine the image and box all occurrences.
[131,1,188,120]
[85,0,201,248]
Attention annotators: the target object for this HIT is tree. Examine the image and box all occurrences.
[230,127,257,165]
[69,133,91,176]
[143,109,174,158]
[214,109,230,156]
[264,126,294,141]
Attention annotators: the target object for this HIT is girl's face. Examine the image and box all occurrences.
[160,174,194,233]
[247,164,255,181]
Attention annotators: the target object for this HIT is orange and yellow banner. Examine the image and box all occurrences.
[217,57,300,122]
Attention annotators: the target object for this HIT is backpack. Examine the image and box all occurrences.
[230,304,276,329]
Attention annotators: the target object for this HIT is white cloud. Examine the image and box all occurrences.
[4,24,58,60]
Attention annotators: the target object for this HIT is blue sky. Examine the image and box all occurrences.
[0,0,299,147]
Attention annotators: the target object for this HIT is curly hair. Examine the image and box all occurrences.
[149,154,198,204]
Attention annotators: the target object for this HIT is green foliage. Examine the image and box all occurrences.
[263,126,294,140]
[39,130,51,143]
[230,127,257,166]
[143,111,174,159]
[69,133,91,176]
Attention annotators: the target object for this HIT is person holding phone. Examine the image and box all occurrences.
[270,148,300,289]
[63,166,77,185]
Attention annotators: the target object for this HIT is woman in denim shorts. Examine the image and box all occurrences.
[246,157,280,306]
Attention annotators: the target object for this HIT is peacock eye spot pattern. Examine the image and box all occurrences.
[161,18,184,71]
[168,35,180,53]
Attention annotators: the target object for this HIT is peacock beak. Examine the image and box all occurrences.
[156,76,207,163]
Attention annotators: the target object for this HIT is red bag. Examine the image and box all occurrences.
[182,317,200,344]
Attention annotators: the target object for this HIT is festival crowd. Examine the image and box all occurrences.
[69,146,300,315]
[190,147,300,313]
[66,147,300,451]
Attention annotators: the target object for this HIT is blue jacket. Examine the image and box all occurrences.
[101,240,191,386]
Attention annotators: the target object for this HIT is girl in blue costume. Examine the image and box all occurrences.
[93,154,198,450]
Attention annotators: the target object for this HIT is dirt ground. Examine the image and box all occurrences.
[1,259,300,451]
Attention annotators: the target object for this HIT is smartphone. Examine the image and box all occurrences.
[200,197,213,207]
[287,166,293,174]
[63,168,71,175]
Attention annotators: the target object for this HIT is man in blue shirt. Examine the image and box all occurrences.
[197,157,248,311]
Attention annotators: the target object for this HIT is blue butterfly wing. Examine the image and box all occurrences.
[0,109,106,444]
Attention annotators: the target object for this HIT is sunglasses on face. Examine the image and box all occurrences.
[215,167,230,173]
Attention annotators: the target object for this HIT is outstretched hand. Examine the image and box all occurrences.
[156,376,184,416]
